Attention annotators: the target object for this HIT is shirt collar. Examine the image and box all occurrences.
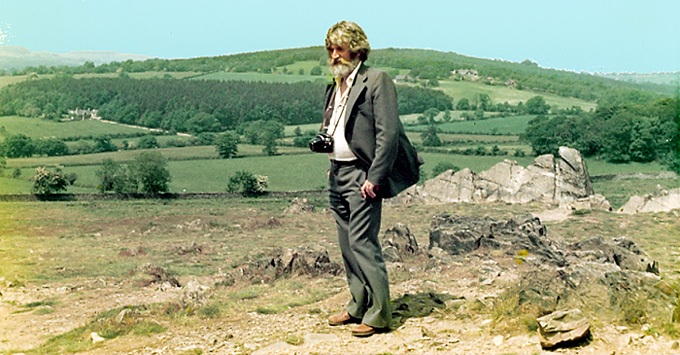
[335,61,362,88]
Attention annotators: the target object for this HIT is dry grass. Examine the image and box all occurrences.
[0,195,678,353]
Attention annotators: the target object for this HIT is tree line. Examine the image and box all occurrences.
[4,46,671,104]
[0,76,452,134]
[521,96,679,172]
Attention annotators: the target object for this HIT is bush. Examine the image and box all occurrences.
[32,166,70,194]
[227,171,268,196]
[137,136,159,149]
[432,162,459,177]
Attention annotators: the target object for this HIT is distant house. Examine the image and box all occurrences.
[452,69,480,81]
[505,79,518,87]
[393,75,408,83]
[67,108,100,120]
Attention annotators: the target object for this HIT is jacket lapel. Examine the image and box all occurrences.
[344,64,368,123]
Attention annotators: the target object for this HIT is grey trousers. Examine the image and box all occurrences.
[328,161,391,328]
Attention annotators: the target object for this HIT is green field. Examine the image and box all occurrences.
[0,116,151,140]
[5,146,675,196]
[409,115,537,135]
[435,79,598,111]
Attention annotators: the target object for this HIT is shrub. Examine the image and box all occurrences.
[432,162,459,177]
[137,136,159,149]
[32,166,70,194]
[227,171,268,196]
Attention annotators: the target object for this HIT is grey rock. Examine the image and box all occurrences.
[283,198,316,214]
[390,146,607,207]
[243,245,342,280]
[618,187,680,214]
[568,236,657,274]
[382,223,419,262]
[429,214,566,266]
[537,309,590,349]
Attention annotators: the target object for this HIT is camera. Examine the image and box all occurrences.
[309,130,334,153]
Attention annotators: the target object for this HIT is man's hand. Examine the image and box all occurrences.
[360,180,378,199]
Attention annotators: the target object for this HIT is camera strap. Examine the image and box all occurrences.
[320,89,337,132]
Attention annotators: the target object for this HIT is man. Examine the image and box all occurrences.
[320,21,422,337]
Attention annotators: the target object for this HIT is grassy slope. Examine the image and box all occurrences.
[436,80,598,110]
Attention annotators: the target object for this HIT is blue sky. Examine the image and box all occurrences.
[1,0,678,73]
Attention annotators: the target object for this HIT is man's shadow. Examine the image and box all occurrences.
[389,292,461,330]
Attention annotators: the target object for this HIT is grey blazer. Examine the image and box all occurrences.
[324,64,422,198]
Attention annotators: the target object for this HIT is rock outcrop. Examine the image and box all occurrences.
[382,223,419,262]
[424,214,668,349]
[241,245,342,281]
[283,198,316,214]
[392,146,609,209]
[618,187,680,214]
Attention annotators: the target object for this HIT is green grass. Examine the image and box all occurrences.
[4,147,675,195]
[409,115,537,135]
[0,176,33,194]
[0,116,149,141]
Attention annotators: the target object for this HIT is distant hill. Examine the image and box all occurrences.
[596,71,680,87]
[0,45,154,71]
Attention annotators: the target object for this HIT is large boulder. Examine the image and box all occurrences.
[390,146,606,208]
[618,187,680,214]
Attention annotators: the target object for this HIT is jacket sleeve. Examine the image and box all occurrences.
[367,71,400,186]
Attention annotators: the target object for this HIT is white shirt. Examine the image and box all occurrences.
[328,62,361,162]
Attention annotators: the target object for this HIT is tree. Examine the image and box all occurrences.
[261,131,278,156]
[310,66,323,76]
[1,134,34,158]
[239,120,284,145]
[32,166,70,194]
[601,112,634,162]
[423,108,440,124]
[95,158,137,193]
[477,94,492,111]
[137,136,159,149]
[629,118,656,162]
[187,112,221,134]
[35,138,69,156]
[456,98,470,111]
[216,131,240,158]
[525,96,550,115]
[420,124,442,147]
[442,109,452,122]
[133,152,171,194]
[94,136,117,153]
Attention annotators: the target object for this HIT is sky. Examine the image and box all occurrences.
[1,0,679,74]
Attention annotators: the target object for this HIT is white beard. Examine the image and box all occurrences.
[328,57,360,78]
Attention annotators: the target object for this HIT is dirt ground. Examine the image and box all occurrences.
[1,199,679,355]
[2,265,679,354]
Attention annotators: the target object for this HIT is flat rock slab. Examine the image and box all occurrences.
[537,309,591,349]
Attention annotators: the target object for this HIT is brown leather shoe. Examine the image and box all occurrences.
[351,323,376,337]
[328,310,360,326]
